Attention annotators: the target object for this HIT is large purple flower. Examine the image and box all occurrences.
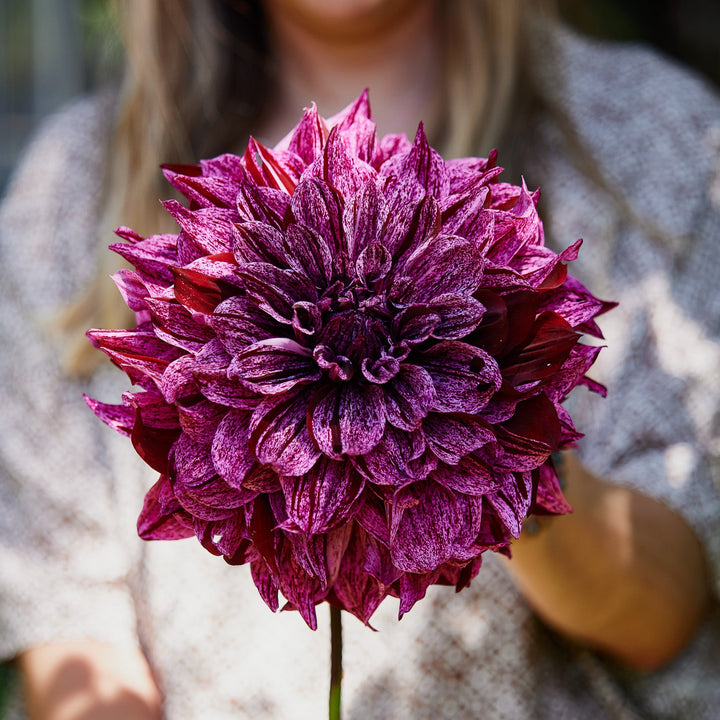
[87,91,613,629]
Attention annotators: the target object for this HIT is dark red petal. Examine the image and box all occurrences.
[249,387,321,475]
[291,178,344,259]
[384,364,436,430]
[533,460,573,515]
[310,383,386,457]
[211,410,256,489]
[286,102,328,165]
[423,412,495,465]
[389,480,460,573]
[432,455,499,495]
[131,406,180,475]
[333,529,387,625]
[276,543,322,630]
[395,570,440,617]
[229,338,321,394]
[137,475,194,540]
[243,137,298,194]
[421,341,501,414]
[501,311,579,387]
[279,459,364,535]
[250,559,280,612]
[495,394,560,470]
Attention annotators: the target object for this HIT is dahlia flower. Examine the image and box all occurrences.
[87,91,612,629]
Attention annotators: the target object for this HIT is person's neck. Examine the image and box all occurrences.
[258,1,444,146]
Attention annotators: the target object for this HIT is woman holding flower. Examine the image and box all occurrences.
[1,1,718,719]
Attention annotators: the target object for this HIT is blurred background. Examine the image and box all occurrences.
[0,0,718,715]
[0,0,719,198]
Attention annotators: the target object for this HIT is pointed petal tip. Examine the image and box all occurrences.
[114,225,144,243]
[413,121,428,145]
[359,87,372,116]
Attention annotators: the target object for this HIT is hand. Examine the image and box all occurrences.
[502,453,711,671]
[19,641,163,720]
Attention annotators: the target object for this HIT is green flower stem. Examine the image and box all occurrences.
[329,605,343,720]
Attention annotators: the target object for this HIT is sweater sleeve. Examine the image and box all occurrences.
[528,25,720,598]
[0,94,143,660]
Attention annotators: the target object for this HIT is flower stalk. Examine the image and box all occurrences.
[329,605,343,720]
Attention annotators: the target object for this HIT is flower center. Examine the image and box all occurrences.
[311,283,402,383]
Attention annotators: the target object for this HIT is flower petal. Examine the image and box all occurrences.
[335,544,388,625]
[343,180,386,260]
[310,383,386,457]
[285,223,334,287]
[236,182,292,228]
[428,293,486,339]
[178,398,226,444]
[249,387,321,475]
[110,233,178,284]
[208,296,281,354]
[309,127,376,201]
[145,297,214,352]
[162,201,236,255]
[389,480,460,573]
[291,178,344,259]
[384,364,436,430]
[353,425,424,486]
[392,234,485,304]
[211,410,256,489]
[229,338,321,394]
[285,102,328,165]
[420,341,501,413]
[137,475,194,540]
[234,221,291,267]
[280,458,364,534]
[431,455,499,495]
[239,262,318,323]
[486,471,534,538]
[423,412,496,465]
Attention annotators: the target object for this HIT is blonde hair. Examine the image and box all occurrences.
[62,0,554,375]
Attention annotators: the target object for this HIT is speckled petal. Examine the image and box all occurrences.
[211,410,256,489]
[280,458,364,534]
[310,383,386,457]
[249,387,321,475]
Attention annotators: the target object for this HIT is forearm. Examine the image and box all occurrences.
[503,453,711,671]
[19,641,163,720]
